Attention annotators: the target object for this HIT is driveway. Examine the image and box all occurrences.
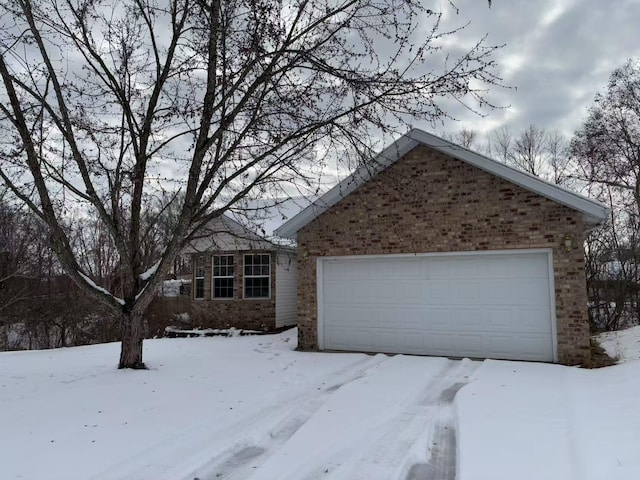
[193,354,479,480]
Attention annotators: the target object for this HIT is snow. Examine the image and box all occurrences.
[596,325,640,362]
[164,326,263,336]
[140,261,160,281]
[160,279,190,297]
[1,327,639,480]
[78,271,125,306]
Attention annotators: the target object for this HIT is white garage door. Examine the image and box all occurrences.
[320,251,556,362]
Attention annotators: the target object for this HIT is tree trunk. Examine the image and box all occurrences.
[119,311,146,369]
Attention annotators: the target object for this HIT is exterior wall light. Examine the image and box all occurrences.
[563,234,573,252]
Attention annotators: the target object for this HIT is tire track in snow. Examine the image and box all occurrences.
[240,356,458,480]
[89,353,386,480]
[404,360,479,480]
[182,354,391,480]
[312,358,478,480]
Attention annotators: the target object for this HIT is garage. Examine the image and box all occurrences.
[275,129,608,364]
[319,251,556,362]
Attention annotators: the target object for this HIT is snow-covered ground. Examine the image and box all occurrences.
[1,328,639,480]
[596,324,640,363]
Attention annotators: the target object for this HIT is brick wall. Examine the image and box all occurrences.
[296,145,591,365]
[190,251,276,331]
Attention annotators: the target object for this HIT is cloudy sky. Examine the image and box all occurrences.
[431,0,640,139]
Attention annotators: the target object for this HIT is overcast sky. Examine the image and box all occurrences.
[430,0,640,139]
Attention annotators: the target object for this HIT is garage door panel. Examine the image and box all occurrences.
[321,252,555,362]
[371,329,427,352]
[456,280,481,304]
[487,334,516,356]
[394,260,423,278]
[393,282,423,302]
[485,308,514,328]
[428,259,449,278]
[452,308,484,330]
[514,257,550,278]
[450,258,480,278]
[509,279,552,305]
[324,281,350,304]
[483,257,514,278]
[516,335,554,359]
[479,280,513,304]
[454,333,486,353]
[424,308,453,330]
[395,307,426,329]
[517,308,553,333]
[425,281,450,303]
[324,305,372,326]
[325,327,372,350]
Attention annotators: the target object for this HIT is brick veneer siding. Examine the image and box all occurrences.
[191,251,276,331]
[296,145,591,365]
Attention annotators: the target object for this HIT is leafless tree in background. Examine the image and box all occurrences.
[572,59,640,330]
[510,125,548,176]
[442,127,480,150]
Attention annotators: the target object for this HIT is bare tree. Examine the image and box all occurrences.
[487,125,570,184]
[511,125,548,176]
[572,59,640,213]
[572,59,640,328]
[0,198,43,315]
[547,130,571,186]
[0,0,501,368]
[487,126,513,164]
[443,127,479,150]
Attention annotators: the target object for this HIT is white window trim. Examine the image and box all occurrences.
[194,255,205,300]
[243,253,271,300]
[212,254,235,300]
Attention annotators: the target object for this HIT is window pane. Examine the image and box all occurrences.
[214,255,234,277]
[214,277,233,298]
[195,256,205,277]
[195,278,205,299]
[245,276,269,298]
[213,256,234,298]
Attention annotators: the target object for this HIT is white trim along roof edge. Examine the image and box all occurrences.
[274,128,610,239]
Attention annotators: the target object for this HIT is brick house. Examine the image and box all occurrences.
[275,129,608,365]
[185,215,297,331]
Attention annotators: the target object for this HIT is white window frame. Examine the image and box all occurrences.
[243,253,271,299]
[194,255,205,300]
[212,254,234,299]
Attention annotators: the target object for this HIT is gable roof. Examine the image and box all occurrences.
[183,215,274,253]
[274,129,609,239]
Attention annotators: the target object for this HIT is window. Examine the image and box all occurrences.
[244,254,270,299]
[213,255,234,299]
[194,256,205,299]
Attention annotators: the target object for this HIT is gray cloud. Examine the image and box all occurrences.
[430,0,640,138]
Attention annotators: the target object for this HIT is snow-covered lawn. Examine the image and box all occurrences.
[1,328,639,480]
[596,324,640,363]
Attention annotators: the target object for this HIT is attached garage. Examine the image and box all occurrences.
[275,129,608,365]
[319,251,555,362]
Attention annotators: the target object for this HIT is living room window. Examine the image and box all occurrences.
[194,255,205,299]
[213,255,234,299]
[244,254,270,299]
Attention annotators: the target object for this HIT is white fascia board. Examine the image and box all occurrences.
[275,129,609,239]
